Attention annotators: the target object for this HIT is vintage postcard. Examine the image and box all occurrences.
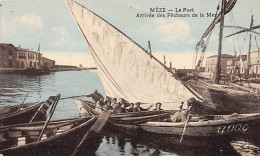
[0,0,259,156]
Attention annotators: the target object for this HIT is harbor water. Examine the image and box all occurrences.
[0,70,259,156]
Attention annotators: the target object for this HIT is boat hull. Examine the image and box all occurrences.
[0,102,48,126]
[0,117,103,156]
[77,100,175,124]
[109,113,260,150]
[186,79,260,114]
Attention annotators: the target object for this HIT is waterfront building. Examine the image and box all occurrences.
[249,49,260,76]
[16,47,41,69]
[0,43,55,69]
[226,55,247,75]
[205,54,235,74]
[0,44,17,68]
[226,58,236,74]
[41,57,55,68]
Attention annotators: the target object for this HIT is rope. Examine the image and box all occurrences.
[255,36,259,50]
[84,33,126,98]
[194,0,220,71]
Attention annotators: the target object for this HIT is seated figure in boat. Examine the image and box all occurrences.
[153,102,163,111]
[118,98,127,113]
[127,103,134,112]
[133,102,148,112]
[121,105,127,113]
[169,110,186,122]
[111,98,120,113]
[179,102,184,110]
[114,98,127,113]
[168,98,200,122]
[87,90,104,106]
[187,97,201,115]
[95,98,105,113]
[117,100,128,114]
[103,96,113,111]
[111,98,117,108]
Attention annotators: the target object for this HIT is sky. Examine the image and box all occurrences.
[1,0,260,68]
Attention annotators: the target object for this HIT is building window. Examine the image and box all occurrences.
[34,62,36,67]
[30,61,32,67]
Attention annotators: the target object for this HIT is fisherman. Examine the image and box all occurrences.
[103,96,113,111]
[153,102,163,111]
[121,105,127,113]
[86,90,104,107]
[104,96,112,106]
[169,109,185,122]
[179,102,184,110]
[187,97,200,115]
[127,103,134,112]
[112,98,122,113]
[133,102,148,112]
[116,98,126,114]
[111,98,118,108]
[95,98,104,113]
[167,99,196,122]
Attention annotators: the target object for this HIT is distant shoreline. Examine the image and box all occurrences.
[0,65,97,73]
[80,67,97,70]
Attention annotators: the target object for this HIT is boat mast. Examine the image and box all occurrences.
[245,15,254,79]
[214,0,225,84]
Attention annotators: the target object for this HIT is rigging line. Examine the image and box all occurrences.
[195,0,220,70]
[255,36,259,50]
[74,24,126,97]
[192,49,197,70]
[229,12,237,56]
[87,41,126,97]
[230,11,242,55]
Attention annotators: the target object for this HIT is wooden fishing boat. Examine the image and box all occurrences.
[76,100,175,124]
[110,113,260,149]
[0,111,111,156]
[0,95,58,126]
[181,0,260,115]
[183,79,260,114]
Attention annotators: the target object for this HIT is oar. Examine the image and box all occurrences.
[71,111,111,156]
[29,103,45,123]
[17,92,29,112]
[180,111,191,143]
[59,95,89,100]
[37,94,60,141]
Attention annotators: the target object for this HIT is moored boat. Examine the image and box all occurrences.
[15,67,51,75]
[76,100,175,124]
[110,113,260,149]
[0,111,111,156]
[0,95,59,126]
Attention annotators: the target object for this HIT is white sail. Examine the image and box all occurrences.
[65,0,197,109]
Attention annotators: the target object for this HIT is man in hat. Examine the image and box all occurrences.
[127,103,134,112]
[133,102,148,112]
[187,97,200,115]
[104,96,113,111]
[86,89,104,104]
[179,102,184,110]
[153,102,163,111]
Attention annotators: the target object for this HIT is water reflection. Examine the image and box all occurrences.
[96,129,177,156]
